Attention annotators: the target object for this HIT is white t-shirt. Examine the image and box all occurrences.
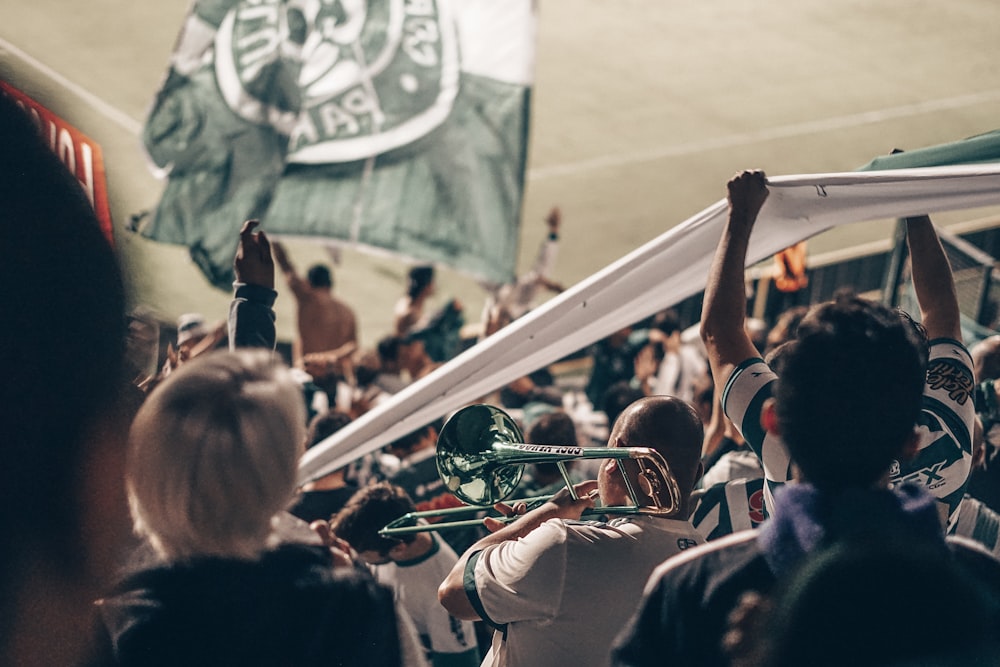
[465,516,703,667]
[375,535,479,663]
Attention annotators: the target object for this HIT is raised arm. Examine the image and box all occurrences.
[229,219,277,350]
[537,206,565,292]
[270,238,293,276]
[905,215,961,342]
[270,239,309,296]
[700,170,770,392]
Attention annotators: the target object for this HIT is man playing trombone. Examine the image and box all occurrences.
[438,396,705,667]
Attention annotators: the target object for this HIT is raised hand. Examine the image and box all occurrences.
[234,219,274,289]
[726,170,769,225]
[546,206,561,234]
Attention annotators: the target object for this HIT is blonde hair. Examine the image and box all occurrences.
[127,349,306,561]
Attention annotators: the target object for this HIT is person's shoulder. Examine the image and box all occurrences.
[478,518,570,565]
[948,534,1000,596]
[722,357,773,402]
[561,517,633,543]
[534,516,575,542]
[394,296,413,315]
[948,534,1000,570]
[646,529,760,589]
[331,294,357,315]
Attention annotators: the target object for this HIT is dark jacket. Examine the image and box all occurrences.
[96,544,401,666]
[612,484,1000,667]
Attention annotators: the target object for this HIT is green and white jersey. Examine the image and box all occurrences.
[721,339,975,528]
[721,358,790,520]
[889,339,975,531]
[691,477,767,541]
[374,534,479,666]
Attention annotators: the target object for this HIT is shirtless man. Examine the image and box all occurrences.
[271,241,358,369]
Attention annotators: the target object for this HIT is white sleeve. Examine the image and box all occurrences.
[465,519,568,626]
[722,359,792,487]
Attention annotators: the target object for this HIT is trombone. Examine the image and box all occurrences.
[380,404,682,537]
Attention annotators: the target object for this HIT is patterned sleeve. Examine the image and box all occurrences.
[721,358,793,516]
[464,520,568,627]
[692,479,767,541]
[890,338,976,530]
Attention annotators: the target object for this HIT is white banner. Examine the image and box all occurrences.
[299,164,1000,484]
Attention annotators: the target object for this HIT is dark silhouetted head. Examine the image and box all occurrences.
[407,265,434,300]
[307,264,333,289]
[330,482,418,558]
[774,295,927,491]
[0,92,128,661]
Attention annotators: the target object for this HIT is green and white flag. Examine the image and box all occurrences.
[141,0,534,289]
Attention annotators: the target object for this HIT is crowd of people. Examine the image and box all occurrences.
[6,90,1000,667]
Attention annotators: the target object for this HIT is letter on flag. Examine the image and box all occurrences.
[141,0,534,289]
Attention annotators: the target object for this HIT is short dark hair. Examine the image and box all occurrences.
[330,482,416,553]
[377,335,402,364]
[765,305,809,355]
[527,411,577,447]
[305,409,352,450]
[527,412,578,478]
[774,296,927,490]
[307,264,332,288]
[389,424,434,457]
[407,265,434,299]
[654,308,682,337]
[602,381,646,427]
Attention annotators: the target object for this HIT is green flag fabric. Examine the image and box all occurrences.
[141,0,534,289]
[857,130,1000,171]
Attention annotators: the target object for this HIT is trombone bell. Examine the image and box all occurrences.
[381,404,684,537]
[436,404,526,506]
[435,404,682,516]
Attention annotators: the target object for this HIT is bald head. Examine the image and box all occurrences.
[609,395,704,503]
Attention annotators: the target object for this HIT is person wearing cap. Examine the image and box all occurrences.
[151,313,225,386]
[176,312,209,349]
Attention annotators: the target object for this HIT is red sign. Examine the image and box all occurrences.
[0,81,113,244]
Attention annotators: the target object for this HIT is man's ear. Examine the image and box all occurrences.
[900,428,920,461]
[761,398,780,435]
[603,436,626,474]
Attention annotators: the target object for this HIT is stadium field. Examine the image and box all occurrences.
[2,0,1000,345]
